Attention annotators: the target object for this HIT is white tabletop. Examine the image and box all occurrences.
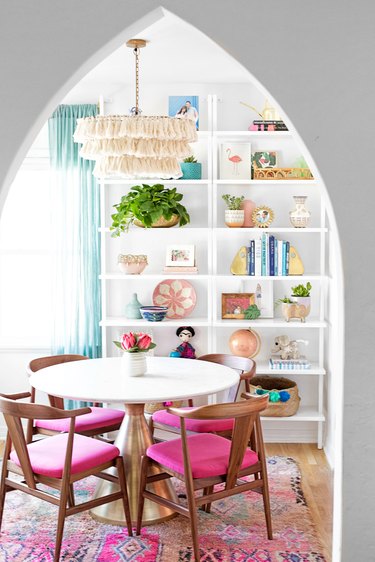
[29,356,239,404]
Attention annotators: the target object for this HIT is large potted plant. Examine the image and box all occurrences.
[222,194,245,227]
[110,183,190,237]
[277,282,312,322]
[180,155,202,180]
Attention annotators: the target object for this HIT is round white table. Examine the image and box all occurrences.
[29,356,239,526]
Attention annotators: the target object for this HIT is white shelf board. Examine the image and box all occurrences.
[256,362,326,375]
[213,318,327,328]
[214,131,291,138]
[215,227,327,233]
[260,406,325,422]
[100,273,210,280]
[99,179,209,185]
[101,317,210,327]
[215,179,317,185]
[215,274,326,281]
[99,227,209,233]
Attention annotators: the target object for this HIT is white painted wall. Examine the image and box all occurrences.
[0,2,374,561]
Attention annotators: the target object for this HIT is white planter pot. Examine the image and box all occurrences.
[225,209,245,227]
[282,297,311,322]
[122,352,147,377]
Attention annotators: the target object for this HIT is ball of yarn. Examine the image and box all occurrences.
[279,391,291,402]
[269,391,280,403]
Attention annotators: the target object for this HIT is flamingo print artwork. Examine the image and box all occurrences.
[226,147,242,175]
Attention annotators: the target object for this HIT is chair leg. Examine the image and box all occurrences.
[136,455,149,535]
[204,485,214,513]
[0,437,11,531]
[54,482,69,561]
[0,475,7,531]
[261,471,273,539]
[67,484,75,508]
[116,457,133,537]
[185,476,200,562]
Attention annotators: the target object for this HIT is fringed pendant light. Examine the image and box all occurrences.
[74,39,197,179]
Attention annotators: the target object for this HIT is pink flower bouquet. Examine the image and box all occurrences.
[114,332,156,353]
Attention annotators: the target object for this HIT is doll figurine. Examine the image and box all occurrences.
[170,326,196,359]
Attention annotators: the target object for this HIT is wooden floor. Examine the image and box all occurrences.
[0,441,332,561]
[265,443,333,562]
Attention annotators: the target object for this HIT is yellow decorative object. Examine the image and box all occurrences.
[230,246,248,275]
[252,206,274,228]
[288,246,304,275]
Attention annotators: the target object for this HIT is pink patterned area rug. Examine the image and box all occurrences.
[0,456,326,561]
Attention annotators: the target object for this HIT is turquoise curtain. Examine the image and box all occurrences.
[48,104,101,407]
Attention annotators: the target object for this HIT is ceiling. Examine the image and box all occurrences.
[63,11,251,104]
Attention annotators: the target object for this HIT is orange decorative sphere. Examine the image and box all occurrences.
[229,329,261,358]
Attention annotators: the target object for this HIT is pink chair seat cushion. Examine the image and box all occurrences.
[146,433,258,478]
[34,406,124,433]
[10,433,120,478]
[152,407,234,433]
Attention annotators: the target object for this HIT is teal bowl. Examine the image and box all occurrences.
[140,306,168,322]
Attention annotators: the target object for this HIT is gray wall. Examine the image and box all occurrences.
[1,1,374,559]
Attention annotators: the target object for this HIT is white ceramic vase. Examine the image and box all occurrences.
[289,196,311,228]
[122,352,147,377]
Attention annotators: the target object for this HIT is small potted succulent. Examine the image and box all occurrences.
[110,183,190,237]
[222,194,245,227]
[180,155,202,180]
[277,282,312,322]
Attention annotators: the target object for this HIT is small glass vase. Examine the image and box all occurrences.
[122,352,147,377]
[289,196,311,228]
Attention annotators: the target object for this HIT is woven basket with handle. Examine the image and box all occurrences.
[250,375,300,417]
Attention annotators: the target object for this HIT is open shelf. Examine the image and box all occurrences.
[100,317,210,327]
[260,406,325,422]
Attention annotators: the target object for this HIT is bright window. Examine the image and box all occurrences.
[0,163,53,348]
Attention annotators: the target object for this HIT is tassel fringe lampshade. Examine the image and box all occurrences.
[74,39,197,179]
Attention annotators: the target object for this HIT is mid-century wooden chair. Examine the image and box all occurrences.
[0,392,132,562]
[26,354,124,442]
[151,354,256,438]
[136,394,272,562]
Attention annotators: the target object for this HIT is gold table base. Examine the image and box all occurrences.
[90,403,177,526]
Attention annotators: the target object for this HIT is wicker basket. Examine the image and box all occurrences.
[144,401,184,415]
[250,376,300,417]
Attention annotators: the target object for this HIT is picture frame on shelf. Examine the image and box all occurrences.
[240,279,274,318]
[252,205,274,228]
[168,95,199,130]
[165,244,195,267]
[220,142,251,180]
[252,151,277,169]
[221,292,255,319]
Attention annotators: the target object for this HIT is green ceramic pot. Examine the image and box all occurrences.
[180,162,202,180]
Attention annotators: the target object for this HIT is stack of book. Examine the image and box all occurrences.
[250,120,288,131]
[248,233,290,276]
[269,357,311,370]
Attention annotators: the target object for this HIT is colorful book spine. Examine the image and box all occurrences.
[249,240,255,275]
[261,233,267,276]
[254,238,262,276]
[285,241,290,276]
[269,235,275,276]
[278,240,283,276]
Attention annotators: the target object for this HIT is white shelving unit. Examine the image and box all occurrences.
[99,94,328,448]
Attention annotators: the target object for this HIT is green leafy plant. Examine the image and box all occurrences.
[110,183,190,237]
[291,282,312,297]
[222,194,244,210]
[183,155,198,163]
[244,304,261,320]
[275,296,293,306]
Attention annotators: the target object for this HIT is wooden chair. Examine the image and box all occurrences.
[0,392,132,562]
[151,354,256,438]
[136,394,272,562]
[26,354,124,442]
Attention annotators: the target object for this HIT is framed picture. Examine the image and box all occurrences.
[166,244,195,267]
[220,142,251,180]
[239,279,274,318]
[252,151,277,169]
[252,205,274,228]
[168,96,199,130]
[222,293,255,319]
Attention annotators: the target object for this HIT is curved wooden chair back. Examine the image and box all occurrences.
[27,354,89,409]
[197,354,256,402]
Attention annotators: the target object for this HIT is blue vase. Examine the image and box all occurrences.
[180,162,202,180]
[125,293,143,319]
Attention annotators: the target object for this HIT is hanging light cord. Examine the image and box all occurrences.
[134,46,140,115]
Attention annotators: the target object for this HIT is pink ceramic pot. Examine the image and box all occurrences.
[241,199,256,227]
